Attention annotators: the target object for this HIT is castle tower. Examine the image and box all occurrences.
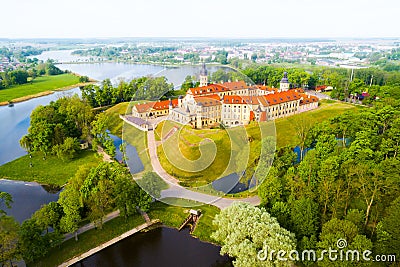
[199,62,208,87]
[280,72,290,92]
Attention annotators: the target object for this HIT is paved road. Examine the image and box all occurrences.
[307,90,331,100]
[147,130,260,209]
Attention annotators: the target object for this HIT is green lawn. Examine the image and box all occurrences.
[31,214,145,267]
[148,199,221,244]
[105,101,149,137]
[0,150,101,186]
[0,74,81,103]
[275,100,358,148]
[105,102,132,136]
[157,121,267,187]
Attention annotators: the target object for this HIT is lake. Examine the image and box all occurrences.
[74,227,232,267]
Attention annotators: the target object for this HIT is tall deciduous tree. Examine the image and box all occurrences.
[212,202,296,267]
[58,188,81,241]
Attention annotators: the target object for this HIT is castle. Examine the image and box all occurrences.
[132,65,318,129]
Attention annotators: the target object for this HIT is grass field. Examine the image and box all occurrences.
[156,120,274,187]
[0,74,82,103]
[0,150,101,186]
[31,214,145,267]
[274,100,358,148]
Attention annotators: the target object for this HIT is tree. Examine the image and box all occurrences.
[180,75,195,90]
[115,176,152,218]
[290,197,320,239]
[18,219,49,263]
[376,197,400,255]
[136,172,168,199]
[9,69,28,85]
[91,112,115,156]
[0,192,12,215]
[32,202,63,233]
[58,187,81,241]
[317,218,372,267]
[0,215,20,266]
[52,137,80,161]
[80,162,124,228]
[317,156,339,218]
[78,75,90,83]
[212,202,296,267]
[258,167,282,207]
[293,115,312,161]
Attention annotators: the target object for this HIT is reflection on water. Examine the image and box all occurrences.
[75,227,232,267]
[108,133,144,174]
[0,179,60,223]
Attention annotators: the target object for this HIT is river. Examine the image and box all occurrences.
[74,227,231,267]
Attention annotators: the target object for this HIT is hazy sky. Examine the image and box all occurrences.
[2,0,399,38]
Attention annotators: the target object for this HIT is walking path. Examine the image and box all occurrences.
[146,130,260,209]
[59,220,160,267]
[64,210,120,241]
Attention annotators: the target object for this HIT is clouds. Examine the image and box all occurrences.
[2,0,399,38]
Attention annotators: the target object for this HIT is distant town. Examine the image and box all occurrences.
[1,38,399,72]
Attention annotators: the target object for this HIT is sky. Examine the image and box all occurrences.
[2,0,399,39]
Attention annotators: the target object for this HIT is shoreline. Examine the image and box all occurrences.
[0,81,96,106]
[56,60,224,68]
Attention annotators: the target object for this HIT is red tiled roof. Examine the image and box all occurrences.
[222,81,248,90]
[262,90,303,106]
[134,99,178,113]
[255,85,275,91]
[194,95,222,107]
[315,85,327,91]
[222,95,259,105]
[188,84,230,96]
[299,94,319,105]
[194,94,220,101]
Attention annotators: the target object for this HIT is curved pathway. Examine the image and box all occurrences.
[147,130,260,209]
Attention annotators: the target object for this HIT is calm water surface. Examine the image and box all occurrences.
[75,227,232,267]
[0,179,60,223]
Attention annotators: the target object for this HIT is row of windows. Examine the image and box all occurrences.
[223,114,247,119]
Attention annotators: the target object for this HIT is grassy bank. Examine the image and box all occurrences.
[275,100,358,148]
[0,150,101,186]
[105,101,149,137]
[0,74,85,104]
[31,214,145,267]
[148,199,220,244]
[104,102,131,136]
[156,122,265,186]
